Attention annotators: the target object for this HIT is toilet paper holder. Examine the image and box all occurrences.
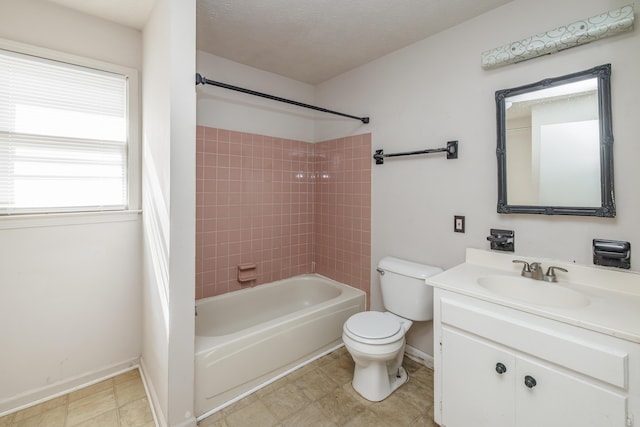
[593,239,630,269]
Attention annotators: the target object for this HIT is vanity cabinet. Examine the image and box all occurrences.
[441,327,627,427]
[434,289,637,427]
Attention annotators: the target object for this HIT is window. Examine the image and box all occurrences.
[0,44,137,216]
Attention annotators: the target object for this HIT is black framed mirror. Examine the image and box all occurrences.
[495,64,615,217]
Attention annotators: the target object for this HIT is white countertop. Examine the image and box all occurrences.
[427,248,640,344]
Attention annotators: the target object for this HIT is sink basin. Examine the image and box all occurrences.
[477,275,590,309]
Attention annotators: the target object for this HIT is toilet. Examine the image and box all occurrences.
[342,256,442,402]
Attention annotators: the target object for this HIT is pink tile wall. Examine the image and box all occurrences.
[196,126,371,302]
[314,134,372,302]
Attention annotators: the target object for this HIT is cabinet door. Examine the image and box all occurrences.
[515,356,628,427]
[441,327,515,427]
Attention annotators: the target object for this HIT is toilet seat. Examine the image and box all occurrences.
[344,312,404,345]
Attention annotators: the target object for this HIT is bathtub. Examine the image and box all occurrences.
[194,274,366,418]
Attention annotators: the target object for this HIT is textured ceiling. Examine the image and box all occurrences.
[41,0,512,85]
[197,0,512,84]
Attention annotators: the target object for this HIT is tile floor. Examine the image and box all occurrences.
[198,347,437,427]
[0,347,436,427]
[0,369,154,427]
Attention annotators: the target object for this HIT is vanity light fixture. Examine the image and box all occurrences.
[481,4,634,70]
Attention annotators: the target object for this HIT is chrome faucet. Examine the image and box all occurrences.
[530,262,543,280]
[513,260,568,282]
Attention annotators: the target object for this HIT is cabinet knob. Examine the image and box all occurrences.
[495,362,507,374]
[524,375,537,388]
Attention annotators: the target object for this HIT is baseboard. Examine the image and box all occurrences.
[0,357,140,417]
[139,357,165,427]
[405,345,434,369]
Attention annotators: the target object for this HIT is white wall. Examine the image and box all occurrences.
[315,0,640,356]
[141,0,171,421]
[0,0,143,414]
[197,51,316,142]
[0,219,142,412]
[141,0,196,426]
[0,0,141,70]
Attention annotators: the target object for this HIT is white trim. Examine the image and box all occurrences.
[0,209,141,229]
[139,358,162,427]
[0,38,134,75]
[405,344,434,370]
[0,357,140,417]
[0,37,141,213]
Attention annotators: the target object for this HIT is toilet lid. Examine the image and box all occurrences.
[345,312,401,339]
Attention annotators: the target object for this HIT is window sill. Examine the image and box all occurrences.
[0,210,142,230]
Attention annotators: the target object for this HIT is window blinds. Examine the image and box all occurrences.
[0,49,128,214]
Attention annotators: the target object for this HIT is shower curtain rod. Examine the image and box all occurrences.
[195,73,370,124]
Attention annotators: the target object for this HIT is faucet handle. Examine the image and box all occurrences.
[512,260,532,278]
[544,266,568,282]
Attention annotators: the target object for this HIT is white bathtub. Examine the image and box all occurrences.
[194,274,366,418]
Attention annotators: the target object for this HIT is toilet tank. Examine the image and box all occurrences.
[378,256,443,321]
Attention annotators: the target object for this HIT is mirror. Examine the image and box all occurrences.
[495,64,615,217]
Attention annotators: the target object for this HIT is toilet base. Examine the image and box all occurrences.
[388,365,409,393]
[352,364,409,402]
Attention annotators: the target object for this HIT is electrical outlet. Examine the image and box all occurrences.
[454,215,465,233]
